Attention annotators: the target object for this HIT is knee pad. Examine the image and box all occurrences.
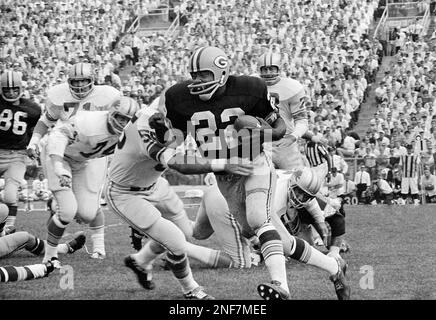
[53,191,78,224]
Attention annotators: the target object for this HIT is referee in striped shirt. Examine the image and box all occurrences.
[399,144,421,205]
[304,140,332,191]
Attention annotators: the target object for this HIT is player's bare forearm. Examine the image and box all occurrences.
[31,120,50,142]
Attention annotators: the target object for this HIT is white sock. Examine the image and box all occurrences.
[264,254,289,293]
[327,246,341,259]
[91,227,105,254]
[178,272,199,294]
[132,242,159,266]
[42,243,58,263]
[307,248,339,275]
[57,243,69,254]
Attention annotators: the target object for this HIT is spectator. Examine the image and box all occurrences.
[373,172,394,204]
[30,173,51,201]
[326,167,345,199]
[354,165,371,204]
[421,165,436,203]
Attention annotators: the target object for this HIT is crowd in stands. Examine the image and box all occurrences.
[1,0,436,204]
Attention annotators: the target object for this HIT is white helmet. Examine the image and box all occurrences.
[107,96,140,135]
[258,52,281,86]
[1,71,23,102]
[67,63,95,99]
[288,167,322,209]
[187,46,230,101]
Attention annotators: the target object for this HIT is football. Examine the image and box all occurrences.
[233,115,262,131]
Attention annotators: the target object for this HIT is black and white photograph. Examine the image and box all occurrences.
[1,0,436,310]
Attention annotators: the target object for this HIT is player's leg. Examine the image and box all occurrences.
[41,149,77,265]
[3,155,27,230]
[192,184,251,268]
[0,202,8,236]
[73,158,107,259]
[106,183,213,298]
[326,213,346,258]
[242,154,290,299]
[270,210,350,300]
[400,177,410,204]
[152,178,234,268]
[0,262,54,282]
[410,177,420,205]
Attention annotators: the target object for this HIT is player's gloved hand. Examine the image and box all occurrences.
[148,112,173,145]
[26,143,40,160]
[313,219,329,247]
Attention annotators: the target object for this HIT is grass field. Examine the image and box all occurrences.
[1,198,436,300]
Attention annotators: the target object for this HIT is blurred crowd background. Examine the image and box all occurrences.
[1,0,436,205]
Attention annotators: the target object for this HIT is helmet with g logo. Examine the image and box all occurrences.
[187,46,230,101]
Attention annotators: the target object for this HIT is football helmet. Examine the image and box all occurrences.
[288,167,322,209]
[107,96,140,135]
[258,52,281,86]
[67,63,95,99]
[187,46,230,101]
[0,71,23,102]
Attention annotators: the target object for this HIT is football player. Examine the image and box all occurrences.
[258,52,333,245]
[106,105,231,299]
[25,63,122,263]
[161,46,292,300]
[40,96,138,266]
[0,71,41,233]
[192,167,350,300]
[0,203,83,283]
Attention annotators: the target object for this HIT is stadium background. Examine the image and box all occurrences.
[1,0,436,301]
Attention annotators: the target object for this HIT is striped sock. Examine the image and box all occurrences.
[27,237,45,256]
[0,264,47,282]
[185,242,233,268]
[166,252,198,294]
[5,205,17,227]
[44,215,68,262]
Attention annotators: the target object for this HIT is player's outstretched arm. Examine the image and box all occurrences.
[166,153,254,176]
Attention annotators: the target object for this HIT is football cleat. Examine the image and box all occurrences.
[90,249,106,260]
[329,257,351,300]
[124,255,155,290]
[257,280,290,300]
[66,232,86,254]
[184,286,215,300]
[340,240,351,254]
[44,260,56,276]
[44,257,62,270]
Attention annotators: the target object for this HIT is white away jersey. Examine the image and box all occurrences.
[42,83,121,126]
[47,111,118,162]
[267,77,307,136]
[109,107,176,188]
